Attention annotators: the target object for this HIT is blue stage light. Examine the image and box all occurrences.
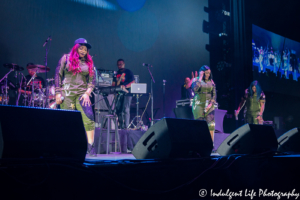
[71,0,117,10]
[117,0,146,12]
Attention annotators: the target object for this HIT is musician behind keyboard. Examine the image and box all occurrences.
[112,59,135,129]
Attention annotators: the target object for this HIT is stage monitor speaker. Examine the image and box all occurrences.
[173,107,194,120]
[217,124,278,156]
[132,118,213,159]
[0,105,87,163]
[277,128,300,153]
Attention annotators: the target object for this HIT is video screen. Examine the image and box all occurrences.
[252,24,300,97]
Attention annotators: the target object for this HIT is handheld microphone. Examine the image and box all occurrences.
[50,96,64,109]
[43,36,51,47]
[143,63,152,67]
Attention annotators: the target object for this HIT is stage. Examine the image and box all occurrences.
[1,152,300,200]
[94,128,231,154]
[0,106,299,199]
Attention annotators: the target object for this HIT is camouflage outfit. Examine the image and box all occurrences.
[55,54,96,131]
[191,79,216,131]
[243,90,265,124]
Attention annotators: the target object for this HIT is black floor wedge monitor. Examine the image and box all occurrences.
[132,118,213,159]
[217,123,278,156]
[0,105,87,163]
[277,128,300,153]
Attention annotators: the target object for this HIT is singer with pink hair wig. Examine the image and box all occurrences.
[55,38,96,156]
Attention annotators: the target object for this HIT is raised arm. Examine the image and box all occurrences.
[186,71,198,89]
[192,71,204,92]
[185,79,193,89]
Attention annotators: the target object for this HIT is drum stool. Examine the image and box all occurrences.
[97,115,121,154]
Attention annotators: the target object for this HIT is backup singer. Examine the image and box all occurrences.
[112,59,135,129]
[55,38,96,155]
[235,80,265,124]
[181,77,194,100]
[181,71,200,100]
[191,65,216,142]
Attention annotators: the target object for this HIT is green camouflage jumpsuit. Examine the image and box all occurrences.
[55,54,96,131]
[243,90,266,124]
[191,79,216,131]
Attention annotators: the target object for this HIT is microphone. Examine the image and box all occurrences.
[49,96,64,109]
[143,63,152,67]
[43,36,51,47]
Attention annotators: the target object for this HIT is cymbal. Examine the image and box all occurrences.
[3,63,24,71]
[27,65,50,73]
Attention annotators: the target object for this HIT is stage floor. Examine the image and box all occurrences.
[94,128,230,155]
[85,153,220,162]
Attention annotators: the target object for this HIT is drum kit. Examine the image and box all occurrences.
[0,63,57,108]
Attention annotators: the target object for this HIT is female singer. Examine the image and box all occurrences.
[55,38,96,155]
[235,80,265,124]
[191,65,216,142]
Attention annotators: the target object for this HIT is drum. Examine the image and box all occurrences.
[48,85,56,100]
[45,78,58,109]
[0,85,10,104]
[47,78,55,100]
[35,88,46,107]
[24,88,46,107]
[0,94,9,104]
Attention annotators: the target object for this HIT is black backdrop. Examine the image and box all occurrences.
[0,0,209,119]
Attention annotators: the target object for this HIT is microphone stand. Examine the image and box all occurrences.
[16,74,24,106]
[146,65,155,126]
[163,80,166,117]
[24,75,27,106]
[44,36,51,107]
[27,72,37,107]
[0,68,14,105]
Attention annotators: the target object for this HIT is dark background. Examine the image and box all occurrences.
[1,0,300,132]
